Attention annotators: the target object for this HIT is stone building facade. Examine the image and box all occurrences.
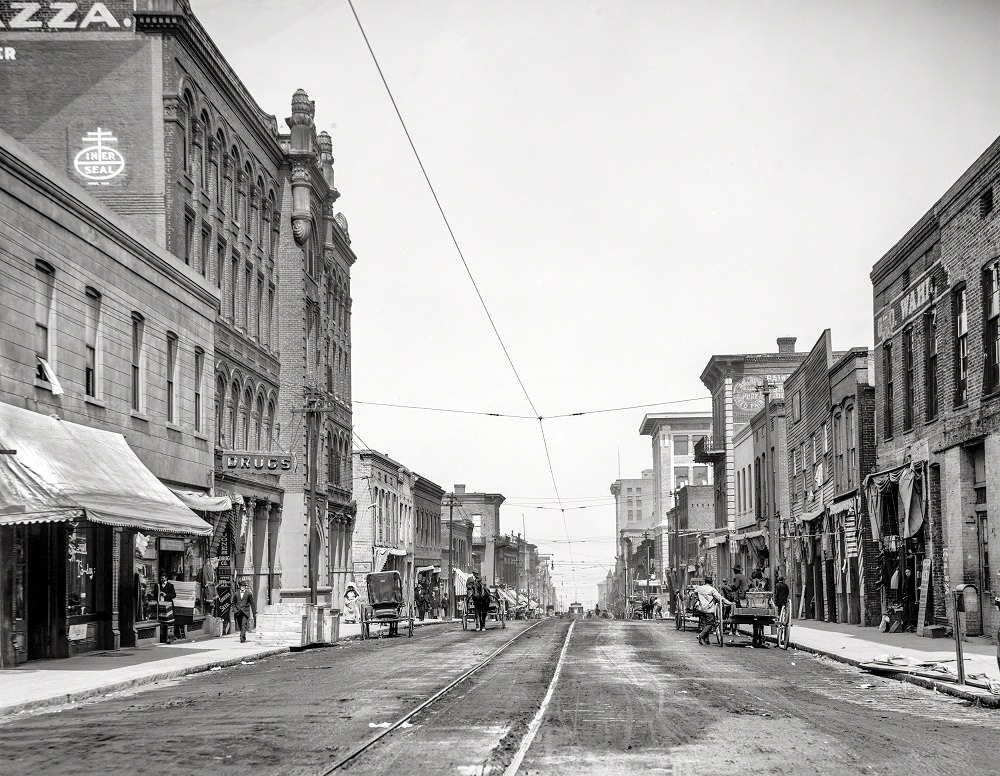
[0,0,357,616]
[697,339,807,577]
[448,484,505,583]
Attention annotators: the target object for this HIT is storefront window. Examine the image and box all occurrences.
[66,522,98,617]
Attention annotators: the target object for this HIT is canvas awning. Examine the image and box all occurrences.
[864,464,923,541]
[415,565,441,575]
[498,589,518,606]
[0,403,210,536]
[170,488,232,512]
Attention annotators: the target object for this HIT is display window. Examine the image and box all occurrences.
[66,522,98,617]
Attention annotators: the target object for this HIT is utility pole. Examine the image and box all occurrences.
[762,377,778,592]
[306,400,319,605]
[298,399,342,606]
[523,515,530,616]
[447,493,455,619]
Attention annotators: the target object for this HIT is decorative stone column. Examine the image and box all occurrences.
[267,505,282,598]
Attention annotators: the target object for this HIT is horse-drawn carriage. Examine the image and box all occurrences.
[462,583,506,631]
[359,570,414,639]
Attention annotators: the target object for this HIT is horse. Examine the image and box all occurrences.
[468,580,492,631]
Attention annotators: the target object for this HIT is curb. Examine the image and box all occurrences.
[337,617,455,642]
[0,646,290,720]
[733,626,1000,708]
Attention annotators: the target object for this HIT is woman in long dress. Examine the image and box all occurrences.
[343,584,360,624]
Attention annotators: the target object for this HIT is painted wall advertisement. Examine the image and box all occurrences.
[67,122,127,187]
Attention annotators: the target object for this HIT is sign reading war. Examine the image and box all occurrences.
[0,2,133,30]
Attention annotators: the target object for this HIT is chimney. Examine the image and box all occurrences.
[777,337,797,354]
[453,484,466,495]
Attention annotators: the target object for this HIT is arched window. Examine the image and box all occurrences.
[182,92,194,173]
[215,129,225,205]
[229,147,240,215]
[229,379,239,448]
[242,162,252,226]
[199,110,210,189]
[241,387,253,449]
[327,432,335,486]
[253,394,264,449]
[266,399,276,447]
[266,191,277,260]
[255,176,265,244]
[215,376,226,446]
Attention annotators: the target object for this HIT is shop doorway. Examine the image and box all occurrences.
[24,524,64,661]
[158,538,186,582]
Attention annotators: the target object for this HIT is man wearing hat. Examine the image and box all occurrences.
[731,565,748,607]
[233,580,256,643]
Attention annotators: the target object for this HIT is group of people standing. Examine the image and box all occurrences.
[692,564,790,647]
[146,571,256,644]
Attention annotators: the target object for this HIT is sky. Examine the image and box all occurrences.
[192,0,1000,606]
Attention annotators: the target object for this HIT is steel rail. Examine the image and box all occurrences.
[317,619,547,775]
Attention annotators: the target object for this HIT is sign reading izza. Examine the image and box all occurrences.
[0,2,132,30]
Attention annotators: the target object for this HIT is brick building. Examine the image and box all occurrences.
[668,484,714,588]
[870,134,1000,638]
[783,332,882,626]
[446,484,505,583]
[351,450,415,604]
[697,339,807,577]
[0,130,216,665]
[0,0,357,618]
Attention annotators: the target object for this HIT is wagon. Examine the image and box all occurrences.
[360,570,414,639]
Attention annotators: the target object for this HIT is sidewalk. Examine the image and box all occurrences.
[0,617,453,720]
[745,618,1000,707]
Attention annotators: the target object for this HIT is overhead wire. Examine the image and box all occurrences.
[346,0,578,601]
[352,395,711,420]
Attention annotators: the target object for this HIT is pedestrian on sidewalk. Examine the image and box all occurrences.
[157,573,177,644]
[233,580,257,643]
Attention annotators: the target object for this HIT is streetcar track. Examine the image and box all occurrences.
[317,619,549,775]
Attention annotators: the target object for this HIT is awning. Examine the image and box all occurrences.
[864,464,923,541]
[415,565,441,575]
[170,489,232,512]
[797,506,825,523]
[0,403,211,536]
[378,546,407,557]
[499,589,518,606]
[828,495,856,517]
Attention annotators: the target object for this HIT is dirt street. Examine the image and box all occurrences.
[2,619,999,775]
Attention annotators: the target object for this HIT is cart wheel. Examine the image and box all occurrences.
[501,609,506,629]
[777,606,790,650]
[715,614,724,647]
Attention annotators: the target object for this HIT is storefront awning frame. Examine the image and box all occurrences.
[0,403,211,536]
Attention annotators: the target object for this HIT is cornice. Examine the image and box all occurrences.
[135,2,285,168]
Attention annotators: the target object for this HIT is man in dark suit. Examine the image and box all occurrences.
[233,580,257,643]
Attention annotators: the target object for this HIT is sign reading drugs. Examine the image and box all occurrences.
[221,452,293,474]
[0,2,133,30]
